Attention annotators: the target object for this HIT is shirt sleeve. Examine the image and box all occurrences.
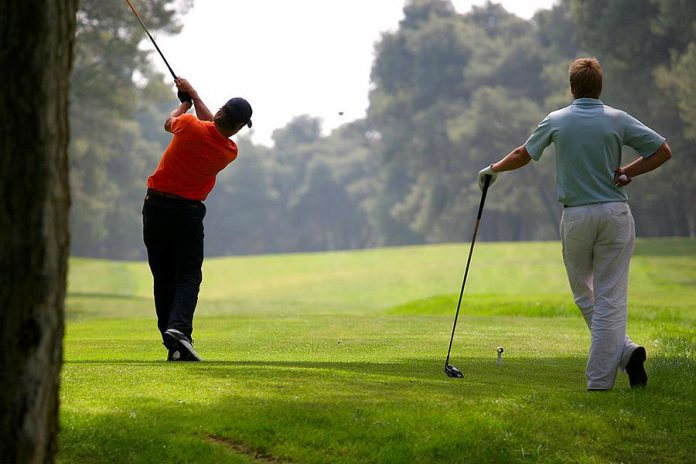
[524,115,554,161]
[622,112,665,157]
[170,113,196,134]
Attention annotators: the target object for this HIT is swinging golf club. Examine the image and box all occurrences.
[444,174,492,378]
[124,0,191,102]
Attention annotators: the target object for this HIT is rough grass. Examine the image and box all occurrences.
[59,238,696,463]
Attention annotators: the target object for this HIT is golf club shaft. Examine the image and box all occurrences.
[125,0,178,80]
[445,174,491,365]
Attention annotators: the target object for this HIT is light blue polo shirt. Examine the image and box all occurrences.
[525,98,665,207]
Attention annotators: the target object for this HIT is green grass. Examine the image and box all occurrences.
[59,238,696,463]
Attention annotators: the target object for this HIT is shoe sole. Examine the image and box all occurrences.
[163,331,201,362]
[626,347,647,388]
[167,350,181,361]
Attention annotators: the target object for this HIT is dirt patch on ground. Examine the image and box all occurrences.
[206,435,291,463]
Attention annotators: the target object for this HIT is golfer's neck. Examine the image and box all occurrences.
[214,122,233,139]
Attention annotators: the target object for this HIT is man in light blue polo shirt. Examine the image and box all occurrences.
[478,57,672,391]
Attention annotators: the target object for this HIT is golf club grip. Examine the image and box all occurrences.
[477,175,491,220]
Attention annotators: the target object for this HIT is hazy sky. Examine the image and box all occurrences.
[154,0,556,145]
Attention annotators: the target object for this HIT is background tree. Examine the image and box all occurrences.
[0,0,78,461]
[66,0,695,260]
[69,0,190,258]
[368,0,563,244]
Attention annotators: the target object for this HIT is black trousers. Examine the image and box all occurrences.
[142,193,206,341]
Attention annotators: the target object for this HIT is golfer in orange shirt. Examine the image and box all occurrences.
[143,78,252,361]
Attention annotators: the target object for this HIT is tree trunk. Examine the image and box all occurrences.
[0,1,77,462]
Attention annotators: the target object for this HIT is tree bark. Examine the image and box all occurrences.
[0,1,77,462]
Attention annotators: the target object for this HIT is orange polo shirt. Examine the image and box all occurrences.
[147,114,238,201]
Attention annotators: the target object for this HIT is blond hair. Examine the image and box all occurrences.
[569,57,603,99]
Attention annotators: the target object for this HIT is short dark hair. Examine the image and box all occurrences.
[569,57,603,99]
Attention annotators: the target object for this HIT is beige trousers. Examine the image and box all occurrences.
[560,202,638,390]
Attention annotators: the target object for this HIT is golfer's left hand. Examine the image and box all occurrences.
[177,90,192,103]
[478,165,498,191]
[175,78,197,103]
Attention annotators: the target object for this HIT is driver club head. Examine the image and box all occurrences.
[445,363,464,378]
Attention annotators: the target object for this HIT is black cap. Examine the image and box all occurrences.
[221,97,253,128]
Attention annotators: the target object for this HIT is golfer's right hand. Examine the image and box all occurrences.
[478,165,498,191]
[614,168,632,186]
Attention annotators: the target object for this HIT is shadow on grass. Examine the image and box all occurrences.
[65,293,152,321]
[66,357,574,395]
[64,351,692,396]
[385,294,695,326]
[68,292,150,300]
[633,237,696,256]
[59,352,694,464]
[385,294,578,317]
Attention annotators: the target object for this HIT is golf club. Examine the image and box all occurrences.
[124,0,190,102]
[444,174,492,378]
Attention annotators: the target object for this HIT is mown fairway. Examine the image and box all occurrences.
[59,239,695,463]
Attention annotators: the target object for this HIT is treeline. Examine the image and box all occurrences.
[69,0,696,259]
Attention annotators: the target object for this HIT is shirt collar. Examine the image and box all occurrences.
[572,98,604,106]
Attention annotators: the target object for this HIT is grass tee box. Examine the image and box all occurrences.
[60,239,695,463]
